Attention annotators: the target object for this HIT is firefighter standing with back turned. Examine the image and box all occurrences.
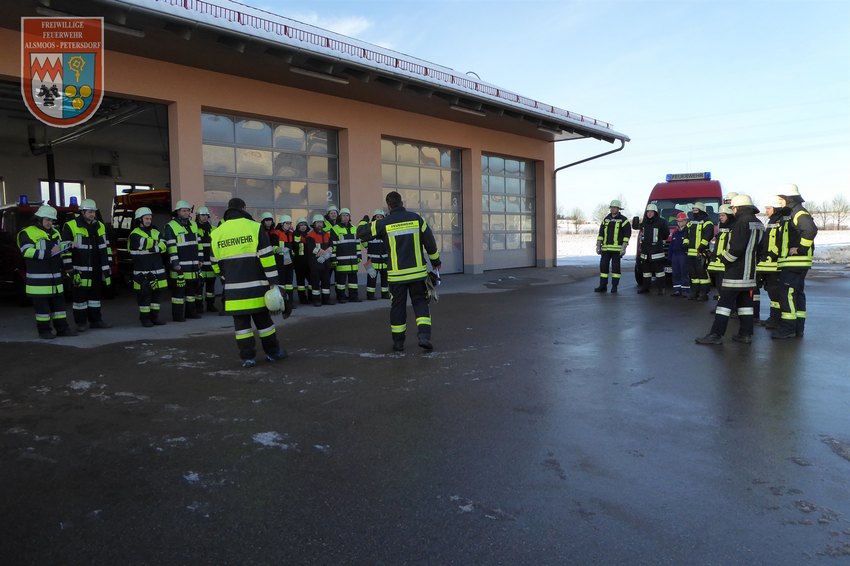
[357,191,441,351]
[211,198,287,368]
[62,198,112,330]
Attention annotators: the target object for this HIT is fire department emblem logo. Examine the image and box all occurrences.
[21,17,104,128]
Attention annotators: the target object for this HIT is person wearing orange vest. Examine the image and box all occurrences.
[304,214,335,306]
[291,217,311,305]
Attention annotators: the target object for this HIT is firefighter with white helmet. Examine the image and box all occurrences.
[304,213,335,305]
[273,214,297,307]
[636,203,668,295]
[772,183,818,339]
[594,199,631,293]
[362,208,390,300]
[17,205,77,339]
[163,199,203,321]
[291,216,311,304]
[684,201,714,301]
[61,198,113,330]
[330,207,362,302]
[211,198,287,368]
[128,206,168,327]
[707,204,735,307]
[194,205,218,313]
[756,196,789,329]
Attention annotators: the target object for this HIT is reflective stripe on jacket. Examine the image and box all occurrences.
[18,225,65,296]
[61,217,111,287]
[128,226,168,290]
[357,207,440,283]
[597,213,631,252]
[164,219,202,279]
[778,203,817,269]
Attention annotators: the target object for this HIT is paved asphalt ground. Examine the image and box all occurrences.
[1,262,849,565]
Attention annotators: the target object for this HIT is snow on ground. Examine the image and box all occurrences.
[557,222,850,265]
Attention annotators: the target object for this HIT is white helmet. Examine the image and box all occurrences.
[80,198,97,211]
[327,205,339,214]
[764,196,783,209]
[35,205,58,220]
[173,200,192,212]
[196,206,210,216]
[339,207,351,216]
[260,211,274,222]
[296,217,308,225]
[692,202,706,212]
[277,214,292,224]
[134,206,153,220]
[731,194,753,207]
[373,208,385,216]
[645,203,658,212]
[724,192,738,202]
[609,200,622,208]
[264,287,285,314]
[718,204,734,215]
[777,183,800,197]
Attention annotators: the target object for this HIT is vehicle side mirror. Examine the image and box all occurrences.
[632,216,640,229]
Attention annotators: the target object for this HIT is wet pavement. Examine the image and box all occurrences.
[1,264,850,565]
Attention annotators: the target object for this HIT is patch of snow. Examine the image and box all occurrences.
[252,431,290,450]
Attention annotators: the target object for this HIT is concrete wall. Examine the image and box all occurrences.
[1,27,556,271]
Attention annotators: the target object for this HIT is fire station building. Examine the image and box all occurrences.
[0,0,629,274]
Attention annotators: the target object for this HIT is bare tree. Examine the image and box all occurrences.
[808,201,830,230]
[832,194,850,230]
[569,207,586,234]
[593,203,609,224]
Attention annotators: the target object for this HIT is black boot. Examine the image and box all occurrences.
[140,313,154,328]
[392,333,405,352]
[336,289,348,303]
[348,289,361,302]
[186,302,202,319]
[172,303,186,322]
[287,290,296,310]
[299,291,310,305]
[195,299,204,314]
[150,311,166,326]
[366,292,376,300]
[206,298,218,313]
[381,291,390,299]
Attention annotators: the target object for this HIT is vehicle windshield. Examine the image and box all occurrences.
[650,198,722,226]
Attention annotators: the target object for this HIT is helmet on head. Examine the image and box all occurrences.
[296,216,308,225]
[718,204,734,215]
[173,200,192,212]
[35,205,58,220]
[196,206,210,216]
[339,207,351,216]
[373,208,385,216]
[260,211,274,222]
[645,203,658,212]
[134,206,153,220]
[693,202,706,212]
[724,192,738,202]
[263,287,285,314]
[80,198,97,211]
[777,183,800,197]
[277,214,292,224]
[676,212,688,221]
[609,200,622,209]
[764,196,783,209]
[327,205,339,214]
[311,214,325,224]
[731,194,753,207]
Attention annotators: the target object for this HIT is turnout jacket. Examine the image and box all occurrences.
[211,209,278,315]
[778,197,817,270]
[597,213,631,252]
[163,217,203,279]
[707,218,734,273]
[61,216,112,287]
[292,225,310,264]
[196,220,215,278]
[757,210,789,273]
[330,222,361,272]
[304,227,334,270]
[684,210,714,257]
[719,206,763,289]
[357,206,440,283]
[127,224,168,290]
[638,213,668,261]
[17,224,66,296]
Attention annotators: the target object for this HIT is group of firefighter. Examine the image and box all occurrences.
[18,191,442,364]
[594,183,818,344]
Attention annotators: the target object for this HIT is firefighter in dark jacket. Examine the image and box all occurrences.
[668,212,690,297]
[362,208,389,300]
[756,196,789,330]
[211,198,286,368]
[128,206,168,327]
[684,202,714,301]
[163,200,203,322]
[706,204,734,306]
[61,198,112,330]
[305,214,335,306]
[357,191,441,351]
[292,217,311,304]
[772,184,818,339]
[331,207,362,303]
[695,195,764,345]
[594,199,631,293]
[636,203,668,295]
[195,206,218,313]
[18,205,76,339]
[272,214,296,308]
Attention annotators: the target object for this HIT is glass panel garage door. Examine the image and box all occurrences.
[381,139,462,274]
[482,154,535,269]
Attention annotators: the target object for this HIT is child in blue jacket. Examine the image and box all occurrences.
[668,212,689,296]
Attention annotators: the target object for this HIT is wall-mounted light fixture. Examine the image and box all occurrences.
[449,105,485,117]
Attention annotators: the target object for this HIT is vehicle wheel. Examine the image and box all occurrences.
[634,257,643,286]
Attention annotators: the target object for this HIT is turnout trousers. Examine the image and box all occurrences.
[776,268,808,337]
[597,251,622,289]
[72,277,104,325]
[389,280,431,343]
[33,295,71,334]
[233,311,280,360]
[709,287,755,338]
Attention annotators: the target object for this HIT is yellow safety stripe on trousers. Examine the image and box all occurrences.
[235,328,254,340]
[415,316,431,327]
[257,325,276,338]
[781,288,797,320]
[391,324,406,334]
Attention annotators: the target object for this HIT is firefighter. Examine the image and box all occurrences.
[668,212,690,297]
[17,205,76,339]
[357,191,441,351]
[695,195,764,345]
[292,217,311,305]
[163,200,203,322]
[195,206,218,313]
[636,203,668,295]
[756,196,789,330]
[707,204,735,307]
[594,199,631,293]
[772,184,818,339]
[128,207,168,327]
[684,201,714,301]
[362,208,389,300]
[211,198,286,368]
[331,207,362,303]
[304,214,335,306]
[273,214,297,308]
[61,198,112,330]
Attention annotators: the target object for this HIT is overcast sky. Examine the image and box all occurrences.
[248,0,850,217]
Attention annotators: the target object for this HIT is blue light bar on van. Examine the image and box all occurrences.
[19,195,28,205]
[69,196,78,206]
[666,172,711,182]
